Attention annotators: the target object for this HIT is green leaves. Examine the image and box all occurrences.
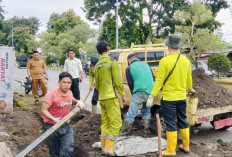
[208,53,231,77]
[174,1,226,66]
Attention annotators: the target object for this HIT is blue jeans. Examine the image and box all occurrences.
[161,100,189,131]
[45,123,74,157]
[124,92,151,124]
[71,78,80,100]
[91,88,98,106]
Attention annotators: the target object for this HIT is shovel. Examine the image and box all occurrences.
[16,91,91,157]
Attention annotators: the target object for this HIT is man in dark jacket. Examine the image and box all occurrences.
[119,54,154,136]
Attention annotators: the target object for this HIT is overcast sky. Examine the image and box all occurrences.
[1,0,232,43]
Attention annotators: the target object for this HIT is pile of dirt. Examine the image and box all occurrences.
[192,69,232,109]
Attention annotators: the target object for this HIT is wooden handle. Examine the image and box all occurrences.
[156,113,162,157]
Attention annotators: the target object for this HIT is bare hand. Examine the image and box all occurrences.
[122,95,128,105]
[89,84,94,91]
[79,77,83,83]
[29,76,32,82]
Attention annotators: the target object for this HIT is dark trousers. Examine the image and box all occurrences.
[91,89,98,106]
[71,78,80,100]
[45,123,74,157]
[161,100,189,131]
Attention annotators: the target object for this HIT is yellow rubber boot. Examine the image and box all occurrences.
[100,139,106,154]
[105,139,116,156]
[162,131,177,157]
[179,128,190,153]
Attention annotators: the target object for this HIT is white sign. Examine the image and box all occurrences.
[0,47,14,113]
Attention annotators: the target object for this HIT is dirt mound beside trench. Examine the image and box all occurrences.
[192,69,232,109]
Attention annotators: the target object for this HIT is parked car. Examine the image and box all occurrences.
[197,61,215,76]
[16,56,27,68]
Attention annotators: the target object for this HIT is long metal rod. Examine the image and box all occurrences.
[116,0,119,49]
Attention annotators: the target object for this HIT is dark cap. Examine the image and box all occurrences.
[166,34,181,49]
[127,53,138,60]
[90,57,99,65]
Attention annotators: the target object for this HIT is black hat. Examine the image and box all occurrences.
[166,34,181,49]
[90,57,99,65]
[127,53,138,60]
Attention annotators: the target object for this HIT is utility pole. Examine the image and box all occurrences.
[11,20,14,47]
[116,0,119,49]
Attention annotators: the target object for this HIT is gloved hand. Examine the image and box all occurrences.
[146,95,155,107]
[76,101,85,110]
[52,117,62,123]
[187,89,197,95]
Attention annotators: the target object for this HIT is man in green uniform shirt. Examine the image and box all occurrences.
[95,41,127,156]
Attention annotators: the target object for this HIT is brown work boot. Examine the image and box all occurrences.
[119,121,132,136]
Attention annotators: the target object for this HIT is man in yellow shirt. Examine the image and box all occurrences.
[95,41,127,156]
[148,34,194,156]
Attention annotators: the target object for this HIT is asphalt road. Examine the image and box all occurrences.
[13,67,232,147]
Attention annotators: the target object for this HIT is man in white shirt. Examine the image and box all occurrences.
[64,50,84,100]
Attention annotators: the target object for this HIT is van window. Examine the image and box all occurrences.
[109,53,119,61]
[147,52,164,61]
[135,52,145,61]
[147,62,159,66]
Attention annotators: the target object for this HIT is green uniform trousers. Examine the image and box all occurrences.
[99,98,122,140]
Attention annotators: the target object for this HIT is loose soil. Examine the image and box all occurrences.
[1,104,232,157]
[192,69,232,109]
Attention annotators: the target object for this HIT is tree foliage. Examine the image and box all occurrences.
[47,9,81,34]
[0,0,5,20]
[208,53,231,78]
[84,0,228,48]
[39,10,92,64]
[174,1,226,66]
[0,16,40,55]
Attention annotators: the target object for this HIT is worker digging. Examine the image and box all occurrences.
[2,37,232,157]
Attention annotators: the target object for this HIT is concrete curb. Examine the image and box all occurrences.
[48,68,62,71]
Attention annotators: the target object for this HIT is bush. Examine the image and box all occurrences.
[208,53,231,78]
[59,54,67,66]
[46,55,56,65]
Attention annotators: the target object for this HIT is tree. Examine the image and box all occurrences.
[208,53,231,78]
[66,22,91,44]
[174,1,226,67]
[47,9,81,34]
[84,0,228,46]
[79,41,98,58]
[99,17,116,49]
[0,0,5,19]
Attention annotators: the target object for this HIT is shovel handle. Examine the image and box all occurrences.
[156,113,162,157]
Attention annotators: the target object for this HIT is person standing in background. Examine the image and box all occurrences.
[27,50,48,104]
[64,50,84,100]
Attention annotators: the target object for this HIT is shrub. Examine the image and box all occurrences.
[208,53,231,78]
